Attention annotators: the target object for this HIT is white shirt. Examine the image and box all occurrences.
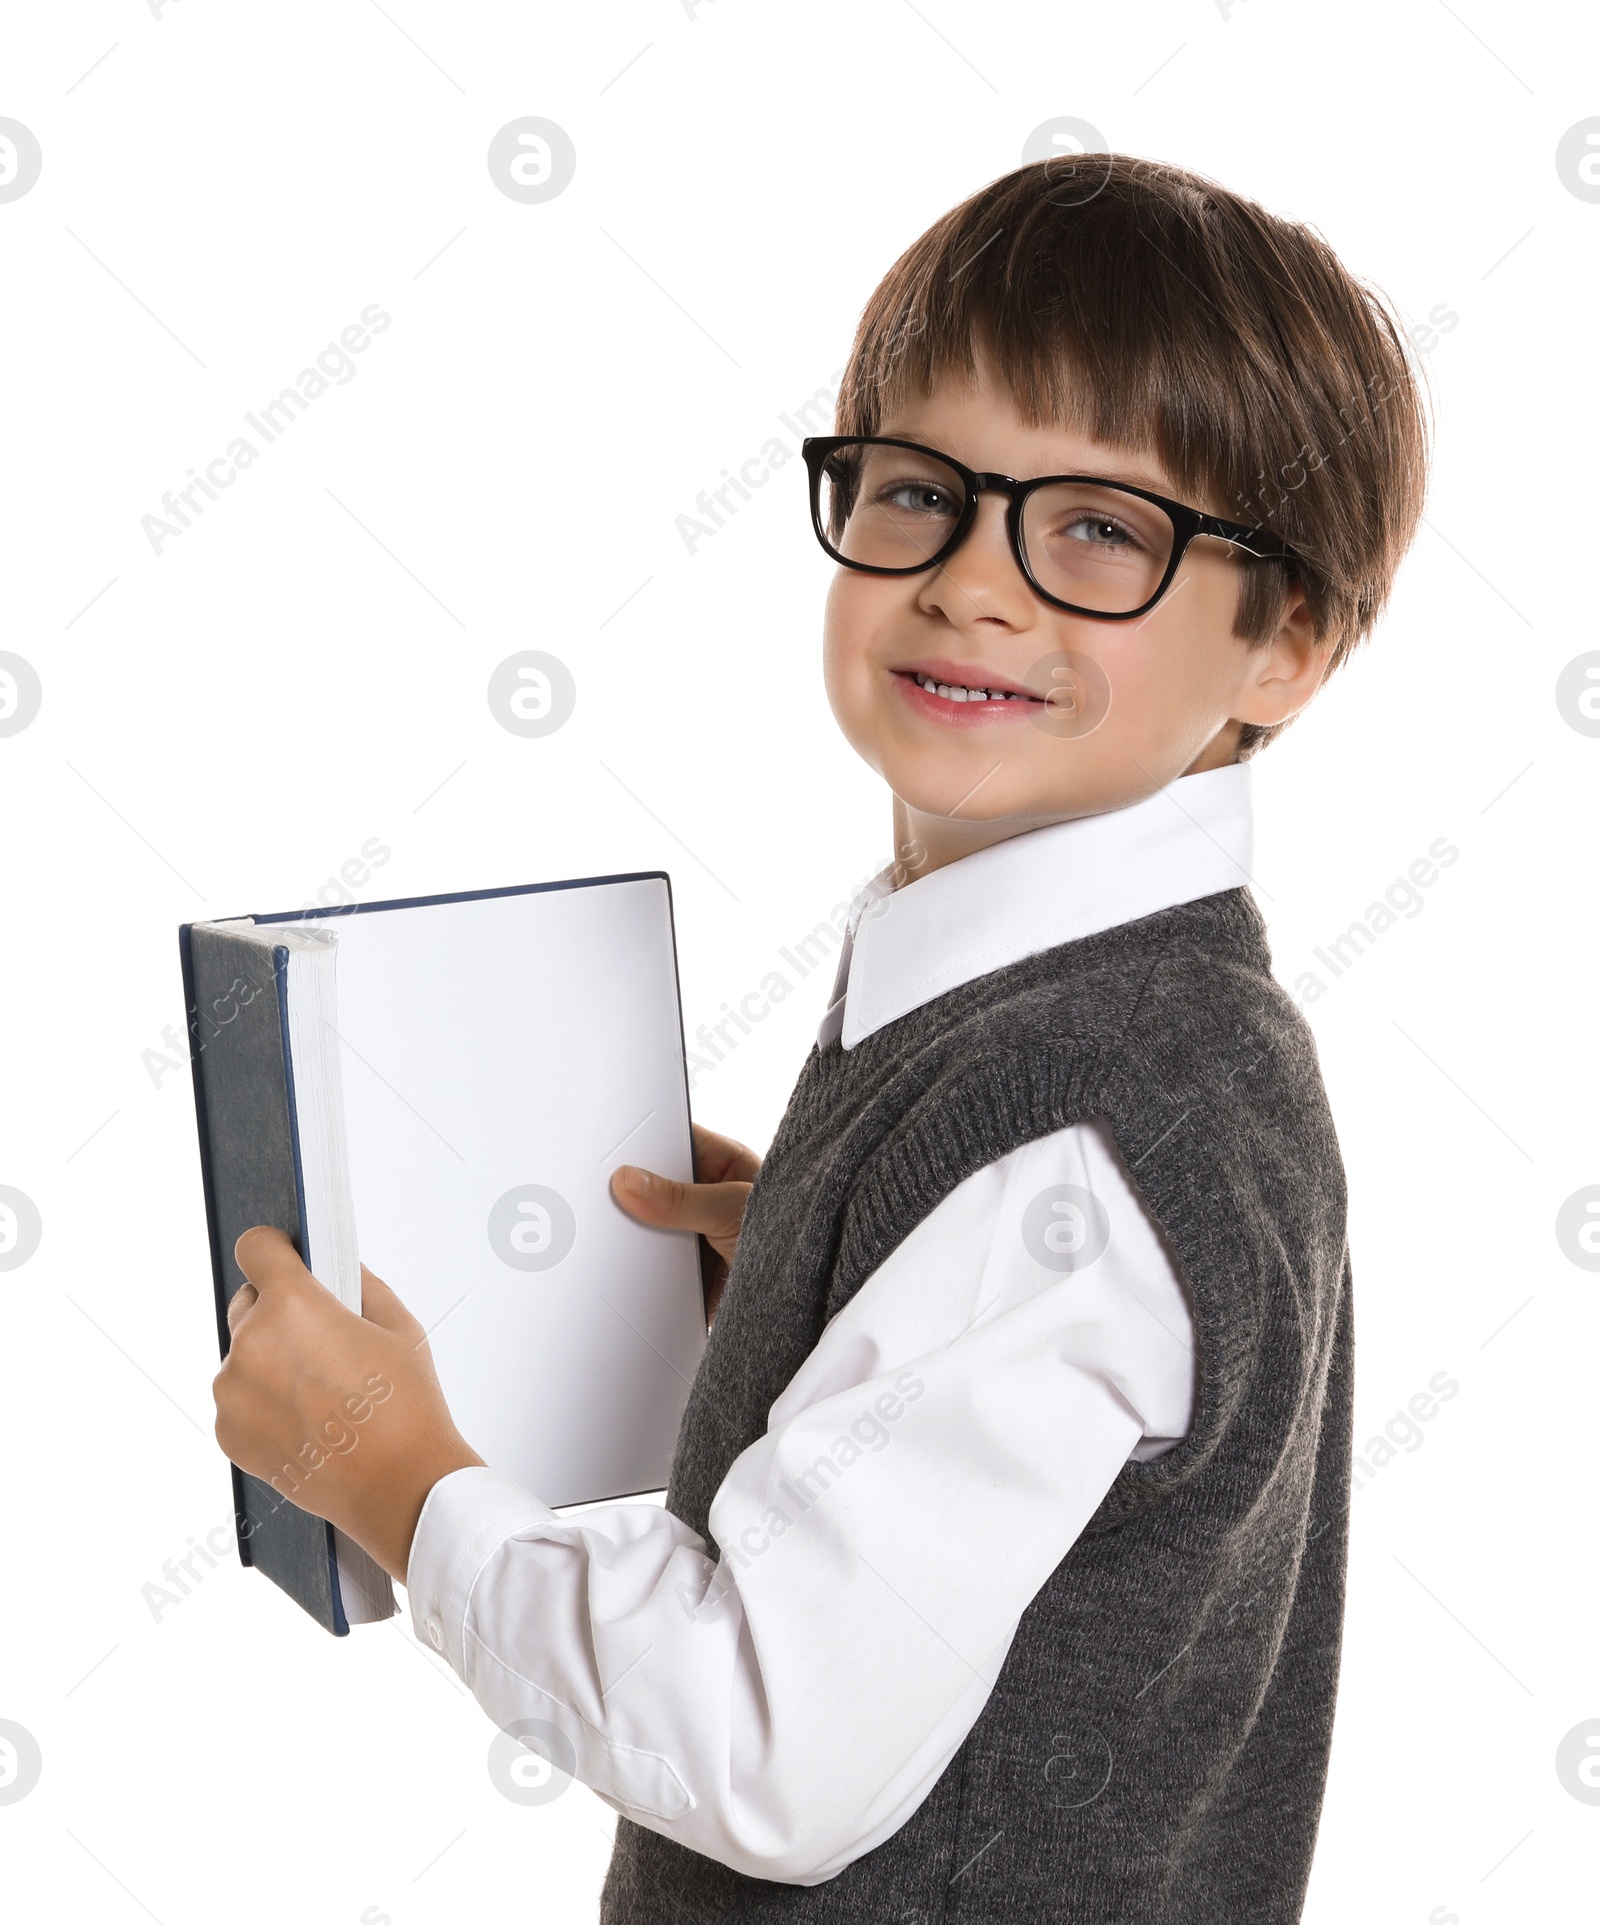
[406,760,1255,1884]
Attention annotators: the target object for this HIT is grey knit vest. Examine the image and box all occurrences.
[601,886,1353,1924]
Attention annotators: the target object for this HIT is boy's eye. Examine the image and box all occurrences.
[1052,511,1143,551]
[877,478,962,518]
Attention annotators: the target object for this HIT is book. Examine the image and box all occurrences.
[180,871,705,1635]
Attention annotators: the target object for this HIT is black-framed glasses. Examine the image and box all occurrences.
[802,434,1296,622]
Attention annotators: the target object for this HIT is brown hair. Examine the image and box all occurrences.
[834,154,1431,758]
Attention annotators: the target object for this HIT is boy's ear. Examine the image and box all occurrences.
[1232,581,1332,731]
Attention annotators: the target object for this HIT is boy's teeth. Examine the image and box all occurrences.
[918,673,1017,702]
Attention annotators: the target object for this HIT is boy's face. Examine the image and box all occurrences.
[822,346,1323,866]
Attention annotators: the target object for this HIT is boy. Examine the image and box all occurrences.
[213,154,1428,1920]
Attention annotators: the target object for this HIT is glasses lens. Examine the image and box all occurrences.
[818,441,968,571]
[1021,482,1175,613]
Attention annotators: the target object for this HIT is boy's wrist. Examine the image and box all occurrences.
[346,1435,488,1584]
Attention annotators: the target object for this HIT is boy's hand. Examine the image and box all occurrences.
[611,1122,759,1327]
[212,1226,485,1584]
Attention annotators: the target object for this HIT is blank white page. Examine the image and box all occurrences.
[270,876,704,1507]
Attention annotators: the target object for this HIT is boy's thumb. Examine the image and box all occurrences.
[612,1165,746,1241]
[613,1164,686,1219]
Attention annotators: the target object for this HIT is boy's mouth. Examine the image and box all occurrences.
[890,661,1046,724]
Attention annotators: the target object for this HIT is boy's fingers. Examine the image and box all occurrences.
[226,1282,259,1337]
[359,1262,424,1343]
[612,1166,748,1241]
[689,1123,762,1185]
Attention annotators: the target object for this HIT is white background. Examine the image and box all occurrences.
[1,3,1594,1922]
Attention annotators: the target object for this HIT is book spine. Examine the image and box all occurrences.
[179,923,254,1569]
[182,925,346,1636]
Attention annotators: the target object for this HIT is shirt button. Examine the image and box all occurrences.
[427,1618,443,1650]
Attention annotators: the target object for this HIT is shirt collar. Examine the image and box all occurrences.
[817,760,1256,1051]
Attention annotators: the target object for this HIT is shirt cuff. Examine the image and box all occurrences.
[405,1465,560,1675]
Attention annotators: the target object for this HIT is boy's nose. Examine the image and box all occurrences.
[916,494,1036,630]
